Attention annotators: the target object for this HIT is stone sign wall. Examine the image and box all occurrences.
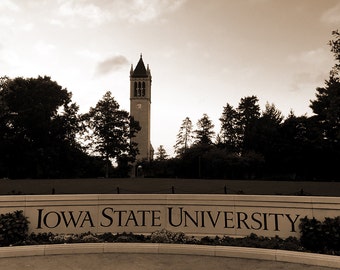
[1,194,340,238]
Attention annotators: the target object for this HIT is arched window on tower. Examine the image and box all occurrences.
[134,82,137,96]
[142,82,146,96]
[138,82,141,96]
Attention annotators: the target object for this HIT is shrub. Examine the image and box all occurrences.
[200,233,302,251]
[300,217,323,252]
[115,232,147,243]
[98,232,116,242]
[322,217,340,252]
[300,216,340,254]
[79,232,101,243]
[0,210,29,246]
[150,229,197,244]
[27,232,55,245]
[200,235,221,245]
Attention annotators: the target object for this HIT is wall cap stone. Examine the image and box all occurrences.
[0,243,339,269]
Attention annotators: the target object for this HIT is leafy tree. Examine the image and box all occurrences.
[0,76,85,178]
[219,103,240,152]
[194,113,215,145]
[155,145,168,160]
[84,91,140,178]
[174,117,193,155]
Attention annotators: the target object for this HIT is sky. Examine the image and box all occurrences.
[0,0,339,156]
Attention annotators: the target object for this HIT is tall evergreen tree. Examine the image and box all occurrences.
[219,103,240,152]
[174,117,193,155]
[155,145,168,160]
[262,102,284,124]
[250,102,283,169]
[237,95,261,152]
[194,113,215,145]
[310,31,340,145]
[307,30,340,180]
[329,30,340,76]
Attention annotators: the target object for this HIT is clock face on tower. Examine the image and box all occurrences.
[136,103,142,109]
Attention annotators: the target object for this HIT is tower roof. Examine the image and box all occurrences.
[131,54,148,78]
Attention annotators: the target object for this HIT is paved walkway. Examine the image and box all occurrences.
[0,253,336,270]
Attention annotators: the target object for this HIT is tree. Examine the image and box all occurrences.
[155,145,168,160]
[174,117,193,155]
[310,31,340,145]
[237,95,261,152]
[194,113,215,145]
[279,113,322,180]
[310,77,340,145]
[248,102,283,174]
[262,102,284,124]
[0,76,84,178]
[219,103,240,152]
[84,91,140,178]
[307,30,340,180]
[329,30,340,76]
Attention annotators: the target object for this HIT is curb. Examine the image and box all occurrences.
[1,243,339,269]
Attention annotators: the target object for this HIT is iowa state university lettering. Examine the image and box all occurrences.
[37,209,95,229]
[36,208,162,229]
[167,207,300,232]
[100,208,161,227]
[36,207,301,233]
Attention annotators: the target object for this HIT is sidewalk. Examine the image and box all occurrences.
[0,253,335,270]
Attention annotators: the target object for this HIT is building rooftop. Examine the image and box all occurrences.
[131,54,149,78]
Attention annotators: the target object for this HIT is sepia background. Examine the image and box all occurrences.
[0,0,338,154]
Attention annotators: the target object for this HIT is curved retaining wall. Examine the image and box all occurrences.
[0,243,340,269]
[1,194,340,238]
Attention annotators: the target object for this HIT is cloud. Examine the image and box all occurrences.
[0,0,19,27]
[95,55,129,76]
[0,47,20,69]
[22,23,35,32]
[115,0,187,23]
[77,49,101,61]
[0,16,15,26]
[288,48,333,66]
[58,0,112,26]
[289,70,330,94]
[35,41,56,55]
[321,2,340,24]
[288,48,333,92]
[49,19,65,27]
[0,0,20,12]
[56,0,186,25]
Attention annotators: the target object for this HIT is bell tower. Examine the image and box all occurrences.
[130,54,153,163]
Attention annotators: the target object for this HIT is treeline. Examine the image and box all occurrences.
[146,95,338,180]
[0,78,139,179]
[144,31,340,181]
